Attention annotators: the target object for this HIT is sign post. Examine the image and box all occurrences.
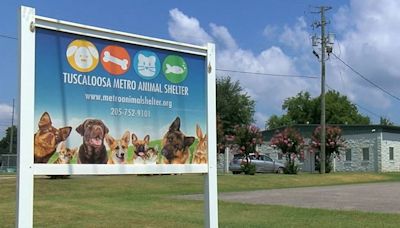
[17,5,218,227]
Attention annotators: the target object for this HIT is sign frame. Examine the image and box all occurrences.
[17,6,218,227]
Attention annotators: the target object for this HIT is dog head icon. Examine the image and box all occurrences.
[66,39,99,72]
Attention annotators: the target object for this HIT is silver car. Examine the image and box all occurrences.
[229,153,285,174]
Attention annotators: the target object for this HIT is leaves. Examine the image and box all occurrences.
[216,76,255,145]
[266,90,371,129]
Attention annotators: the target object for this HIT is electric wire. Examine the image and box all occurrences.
[216,68,318,79]
[332,52,400,102]
[0,34,17,40]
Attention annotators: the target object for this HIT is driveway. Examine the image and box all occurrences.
[179,182,400,214]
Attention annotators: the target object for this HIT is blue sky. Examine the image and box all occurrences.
[2,0,400,138]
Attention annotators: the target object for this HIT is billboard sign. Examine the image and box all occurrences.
[34,28,208,167]
[17,6,218,227]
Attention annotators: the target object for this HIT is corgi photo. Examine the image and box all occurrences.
[76,119,109,164]
[161,117,195,164]
[53,142,77,164]
[105,131,130,164]
[34,112,72,163]
[192,125,208,164]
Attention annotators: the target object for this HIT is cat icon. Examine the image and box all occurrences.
[134,51,161,79]
[138,54,157,77]
[165,64,184,74]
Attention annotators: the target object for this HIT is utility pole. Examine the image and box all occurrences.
[312,6,333,174]
[9,99,15,154]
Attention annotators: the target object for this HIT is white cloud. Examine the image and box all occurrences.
[0,103,12,121]
[263,25,279,40]
[167,2,400,127]
[210,23,237,50]
[168,8,213,45]
[279,17,310,51]
[329,0,400,113]
[0,103,13,139]
[168,9,313,129]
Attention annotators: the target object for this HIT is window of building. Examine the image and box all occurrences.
[345,149,352,161]
[389,147,394,161]
[362,148,369,161]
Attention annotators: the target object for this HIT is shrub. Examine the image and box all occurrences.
[270,128,304,174]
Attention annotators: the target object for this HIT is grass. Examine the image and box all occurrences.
[1,172,400,227]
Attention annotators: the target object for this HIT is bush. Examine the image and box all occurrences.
[241,162,256,175]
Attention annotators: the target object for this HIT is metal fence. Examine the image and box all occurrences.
[0,154,17,172]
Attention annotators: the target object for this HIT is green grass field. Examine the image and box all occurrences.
[1,173,400,227]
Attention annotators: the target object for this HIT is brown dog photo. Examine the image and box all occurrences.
[34,112,72,163]
[76,119,109,164]
[161,117,195,164]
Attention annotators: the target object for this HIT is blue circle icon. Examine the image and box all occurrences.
[133,50,161,79]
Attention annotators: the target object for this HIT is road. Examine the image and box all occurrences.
[179,182,400,214]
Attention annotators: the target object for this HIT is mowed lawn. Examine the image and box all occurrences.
[1,172,400,227]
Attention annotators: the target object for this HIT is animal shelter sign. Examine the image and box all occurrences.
[33,28,209,167]
[17,6,218,227]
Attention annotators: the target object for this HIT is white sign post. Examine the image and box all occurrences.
[17,5,218,227]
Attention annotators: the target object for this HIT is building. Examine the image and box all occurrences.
[260,124,400,172]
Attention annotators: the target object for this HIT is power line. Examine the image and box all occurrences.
[0,34,17,40]
[216,68,319,79]
[326,84,387,121]
[332,52,400,102]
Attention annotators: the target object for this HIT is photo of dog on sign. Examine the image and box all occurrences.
[161,117,195,164]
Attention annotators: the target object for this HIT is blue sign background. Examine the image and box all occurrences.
[34,28,207,154]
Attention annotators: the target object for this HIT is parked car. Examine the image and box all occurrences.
[229,153,285,174]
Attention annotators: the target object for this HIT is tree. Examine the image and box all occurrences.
[380,117,394,126]
[266,90,370,129]
[217,76,255,146]
[0,125,17,154]
[311,126,345,173]
[270,127,304,174]
[233,124,263,175]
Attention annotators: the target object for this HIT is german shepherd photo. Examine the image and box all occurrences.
[34,112,72,163]
[161,117,195,164]
[76,119,109,164]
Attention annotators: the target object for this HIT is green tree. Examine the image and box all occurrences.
[217,76,255,146]
[0,125,17,154]
[380,116,394,126]
[266,90,370,129]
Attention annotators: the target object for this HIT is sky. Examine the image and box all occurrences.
[1,0,400,139]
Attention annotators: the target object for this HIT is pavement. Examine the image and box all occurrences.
[178,182,400,214]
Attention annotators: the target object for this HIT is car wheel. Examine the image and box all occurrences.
[277,167,284,174]
[232,171,241,175]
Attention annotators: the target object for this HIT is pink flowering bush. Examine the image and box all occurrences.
[233,124,263,175]
[311,126,345,173]
[270,128,304,174]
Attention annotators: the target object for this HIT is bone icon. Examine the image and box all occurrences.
[103,51,129,70]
